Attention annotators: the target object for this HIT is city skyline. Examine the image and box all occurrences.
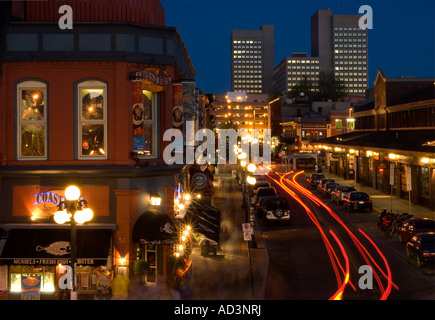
[161,0,435,95]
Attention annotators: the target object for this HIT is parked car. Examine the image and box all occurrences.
[331,185,357,204]
[398,218,435,243]
[253,181,271,194]
[306,173,325,190]
[316,178,335,194]
[254,187,278,216]
[263,197,290,224]
[321,182,339,198]
[406,232,435,267]
[343,191,373,212]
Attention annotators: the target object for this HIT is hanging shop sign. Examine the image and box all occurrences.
[130,68,171,89]
[191,173,208,190]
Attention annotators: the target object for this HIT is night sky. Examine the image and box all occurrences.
[160,0,435,95]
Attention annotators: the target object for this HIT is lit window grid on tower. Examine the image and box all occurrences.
[286,58,320,93]
[332,26,368,95]
[232,40,263,94]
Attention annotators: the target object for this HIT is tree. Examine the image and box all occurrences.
[287,77,316,100]
[317,71,347,101]
[287,72,347,102]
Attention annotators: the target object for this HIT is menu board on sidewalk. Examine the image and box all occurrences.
[21,276,41,300]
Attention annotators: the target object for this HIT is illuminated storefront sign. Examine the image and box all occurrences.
[34,191,66,214]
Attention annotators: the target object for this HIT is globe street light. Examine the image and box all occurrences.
[247,163,256,174]
[54,185,93,300]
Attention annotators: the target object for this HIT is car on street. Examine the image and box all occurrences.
[406,232,435,267]
[398,218,435,243]
[331,185,357,204]
[321,182,339,198]
[306,173,325,190]
[343,191,373,212]
[316,178,335,194]
[254,187,278,217]
[253,181,271,194]
[263,197,290,224]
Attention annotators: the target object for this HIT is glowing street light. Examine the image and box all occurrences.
[54,185,93,300]
[247,163,256,173]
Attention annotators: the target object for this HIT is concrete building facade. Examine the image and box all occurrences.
[231,25,275,94]
[311,9,368,96]
[274,52,320,95]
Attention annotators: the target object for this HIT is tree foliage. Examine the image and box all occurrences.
[287,71,347,102]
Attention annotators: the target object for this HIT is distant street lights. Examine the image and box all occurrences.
[54,185,93,300]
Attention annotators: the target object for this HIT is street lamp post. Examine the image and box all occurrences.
[54,185,93,300]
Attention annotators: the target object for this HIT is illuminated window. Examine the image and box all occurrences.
[76,80,108,159]
[16,80,47,160]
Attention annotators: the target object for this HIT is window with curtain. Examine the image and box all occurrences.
[16,81,47,160]
[77,80,107,159]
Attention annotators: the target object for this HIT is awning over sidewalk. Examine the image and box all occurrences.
[185,202,221,243]
[132,209,177,245]
[0,228,112,265]
[318,129,435,154]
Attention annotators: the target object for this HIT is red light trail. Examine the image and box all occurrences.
[266,169,396,300]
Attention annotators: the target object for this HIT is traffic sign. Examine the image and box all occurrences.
[242,223,251,241]
[389,164,394,185]
[406,166,412,191]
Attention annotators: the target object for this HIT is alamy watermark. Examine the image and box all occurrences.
[58,5,73,30]
[358,5,373,30]
[163,121,271,174]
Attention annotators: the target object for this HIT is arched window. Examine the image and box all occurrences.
[16,80,47,160]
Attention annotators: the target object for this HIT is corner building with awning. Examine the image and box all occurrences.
[0,0,203,299]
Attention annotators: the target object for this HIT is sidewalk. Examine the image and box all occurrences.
[318,171,435,220]
[187,172,270,300]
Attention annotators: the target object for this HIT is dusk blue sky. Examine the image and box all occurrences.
[160,0,435,95]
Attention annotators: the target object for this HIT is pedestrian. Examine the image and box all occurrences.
[111,275,130,300]
[161,280,181,300]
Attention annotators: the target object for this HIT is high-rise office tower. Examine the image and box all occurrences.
[274,52,320,94]
[311,9,368,96]
[231,25,275,94]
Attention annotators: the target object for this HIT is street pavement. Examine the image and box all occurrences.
[187,165,434,301]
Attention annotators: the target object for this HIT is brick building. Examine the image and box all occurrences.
[0,0,203,299]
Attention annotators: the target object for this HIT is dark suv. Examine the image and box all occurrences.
[254,187,278,216]
[343,192,373,212]
[263,197,290,224]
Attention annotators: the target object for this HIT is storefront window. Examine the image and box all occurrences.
[16,81,47,160]
[145,244,157,283]
[419,167,430,199]
[10,265,55,293]
[77,80,107,159]
[133,90,158,158]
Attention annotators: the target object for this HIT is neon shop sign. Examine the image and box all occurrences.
[34,191,66,214]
